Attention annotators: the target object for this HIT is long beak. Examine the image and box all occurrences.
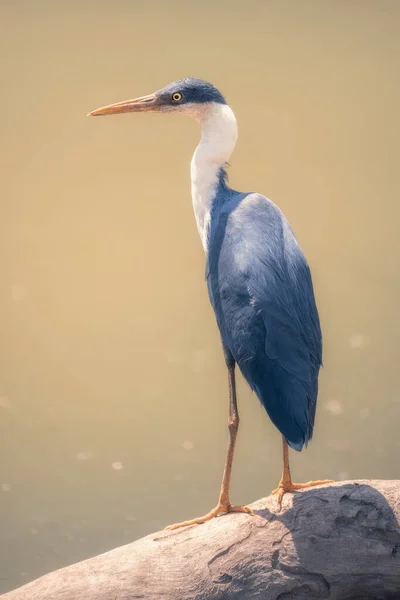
[87,93,160,117]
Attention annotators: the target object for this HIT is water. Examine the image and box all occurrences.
[1,0,400,593]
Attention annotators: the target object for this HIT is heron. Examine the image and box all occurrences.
[88,78,332,530]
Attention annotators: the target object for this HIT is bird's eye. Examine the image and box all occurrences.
[172,92,182,103]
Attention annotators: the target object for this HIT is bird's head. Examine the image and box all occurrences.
[88,78,227,120]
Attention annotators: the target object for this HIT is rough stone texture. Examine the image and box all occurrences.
[2,480,400,600]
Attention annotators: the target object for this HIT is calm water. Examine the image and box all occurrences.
[1,0,400,593]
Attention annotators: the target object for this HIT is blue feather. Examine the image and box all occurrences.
[157,78,226,106]
[206,172,322,451]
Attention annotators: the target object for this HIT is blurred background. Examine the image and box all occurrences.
[1,0,400,593]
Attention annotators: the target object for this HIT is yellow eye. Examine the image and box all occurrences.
[172,92,182,102]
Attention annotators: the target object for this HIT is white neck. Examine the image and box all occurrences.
[189,103,238,251]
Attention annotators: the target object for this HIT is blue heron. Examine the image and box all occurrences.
[89,78,332,530]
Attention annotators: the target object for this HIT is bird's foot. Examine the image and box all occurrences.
[165,502,254,531]
[271,478,334,508]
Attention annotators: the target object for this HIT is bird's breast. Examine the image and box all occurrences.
[190,160,221,251]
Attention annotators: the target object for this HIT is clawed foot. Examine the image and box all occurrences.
[271,479,334,507]
[165,502,254,530]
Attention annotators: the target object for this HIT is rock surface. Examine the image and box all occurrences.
[2,480,400,600]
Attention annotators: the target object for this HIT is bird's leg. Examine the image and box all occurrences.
[214,359,252,514]
[271,436,333,507]
[166,356,253,530]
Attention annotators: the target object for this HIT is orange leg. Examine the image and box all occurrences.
[271,436,333,506]
[166,361,253,530]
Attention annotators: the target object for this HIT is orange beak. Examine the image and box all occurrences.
[87,93,161,116]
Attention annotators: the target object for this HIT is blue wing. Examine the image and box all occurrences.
[206,193,322,451]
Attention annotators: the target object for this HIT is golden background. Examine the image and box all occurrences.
[1,0,399,592]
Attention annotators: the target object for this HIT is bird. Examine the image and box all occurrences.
[88,78,332,530]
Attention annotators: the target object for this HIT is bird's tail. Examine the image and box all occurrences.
[240,357,316,451]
